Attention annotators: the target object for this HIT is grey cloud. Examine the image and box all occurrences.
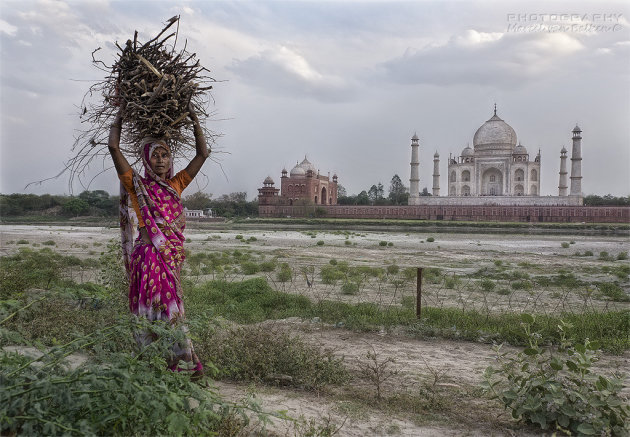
[379,31,588,88]
[227,49,357,103]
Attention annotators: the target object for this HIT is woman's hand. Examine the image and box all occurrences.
[184,102,209,179]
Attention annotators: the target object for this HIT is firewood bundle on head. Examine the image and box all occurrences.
[69,16,216,187]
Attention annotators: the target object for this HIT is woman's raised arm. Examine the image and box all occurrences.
[108,103,132,175]
[184,104,210,180]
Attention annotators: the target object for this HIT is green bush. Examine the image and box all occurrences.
[511,280,533,290]
[42,240,56,246]
[247,236,257,242]
[329,259,338,266]
[379,241,388,247]
[426,237,435,243]
[320,265,345,285]
[483,315,629,436]
[617,251,628,260]
[259,260,277,272]
[16,240,29,245]
[1,317,245,436]
[316,240,325,246]
[597,283,630,302]
[240,261,260,275]
[276,263,292,283]
[202,325,348,390]
[235,234,243,240]
[599,251,613,261]
[344,240,352,246]
[480,278,496,292]
[584,250,594,257]
[386,264,399,275]
[561,242,570,248]
[387,242,394,247]
[341,282,359,295]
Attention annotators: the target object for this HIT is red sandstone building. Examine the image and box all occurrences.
[258,157,338,208]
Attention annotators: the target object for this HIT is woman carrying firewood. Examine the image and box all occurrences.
[108,100,209,378]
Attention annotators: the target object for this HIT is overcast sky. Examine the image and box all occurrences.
[1,0,629,199]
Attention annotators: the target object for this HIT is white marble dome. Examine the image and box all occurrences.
[290,165,306,177]
[473,113,517,151]
[461,145,474,157]
[513,143,528,155]
[299,157,316,174]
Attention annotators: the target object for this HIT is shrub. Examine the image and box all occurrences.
[203,325,348,390]
[329,259,338,266]
[597,283,630,302]
[341,282,359,295]
[259,260,276,272]
[276,263,292,283]
[240,261,260,275]
[497,288,511,295]
[247,236,257,242]
[617,251,628,260]
[316,240,324,246]
[379,241,388,247]
[561,242,570,248]
[583,250,594,257]
[426,237,435,243]
[16,240,29,245]
[387,242,394,247]
[480,279,496,292]
[599,251,613,261]
[494,260,503,267]
[235,234,243,240]
[386,264,399,275]
[42,240,56,246]
[344,240,352,246]
[320,265,345,285]
[511,280,533,291]
[443,276,460,289]
[483,315,629,436]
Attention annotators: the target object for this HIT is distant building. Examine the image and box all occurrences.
[258,156,338,211]
[184,208,211,218]
[408,106,583,207]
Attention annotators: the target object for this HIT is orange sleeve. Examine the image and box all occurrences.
[168,170,193,196]
[118,169,145,228]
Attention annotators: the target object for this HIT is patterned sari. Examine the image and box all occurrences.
[120,141,202,373]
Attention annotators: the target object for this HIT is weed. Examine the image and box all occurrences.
[357,343,399,400]
[597,283,630,302]
[483,315,629,436]
[479,279,496,292]
[199,325,349,390]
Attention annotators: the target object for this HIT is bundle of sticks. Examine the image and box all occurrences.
[68,16,216,187]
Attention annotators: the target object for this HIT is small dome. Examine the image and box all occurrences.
[560,146,567,154]
[513,142,528,155]
[299,157,316,173]
[282,168,287,173]
[412,133,419,141]
[434,151,440,157]
[461,145,474,157]
[473,113,517,151]
[290,165,306,177]
[572,124,581,133]
[264,176,274,185]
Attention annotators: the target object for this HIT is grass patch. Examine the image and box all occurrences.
[186,278,629,353]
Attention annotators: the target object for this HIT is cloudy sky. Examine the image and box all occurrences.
[1,0,629,199]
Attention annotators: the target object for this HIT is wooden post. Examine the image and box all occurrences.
[416,267,423,319]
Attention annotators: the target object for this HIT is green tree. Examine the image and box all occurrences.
[356,190,369,205]
[388,174,408,205]
[62,197,89,216]
[183,191,212,210]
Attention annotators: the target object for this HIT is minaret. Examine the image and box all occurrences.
[569,125,582,197]
[558,147,568,196]
[432,151,440,196]
[409,133,420,205]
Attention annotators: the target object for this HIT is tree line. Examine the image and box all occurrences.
[1,190,628,218]
[337,174,431,206]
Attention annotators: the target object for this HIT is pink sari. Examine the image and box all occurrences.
[120,141,202,373]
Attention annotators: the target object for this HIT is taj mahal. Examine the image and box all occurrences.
[258,106,628,222]
[408,106,583,206]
